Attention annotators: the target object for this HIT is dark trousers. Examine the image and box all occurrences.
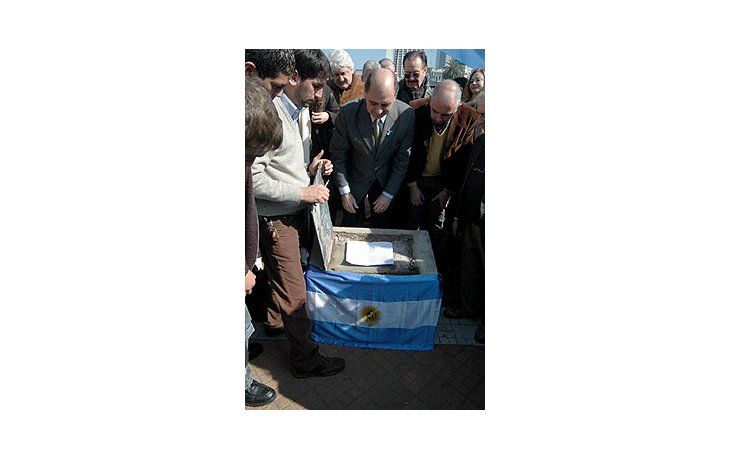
[405,176,445,233]
[258,213,321,371]
[459,219,485,323]
[406,176,452,273]
[341,180,395,228]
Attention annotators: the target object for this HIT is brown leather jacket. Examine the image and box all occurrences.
[328,74,365,107]
[406,97,481,192]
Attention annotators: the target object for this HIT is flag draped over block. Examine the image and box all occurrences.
[304,266,442,351]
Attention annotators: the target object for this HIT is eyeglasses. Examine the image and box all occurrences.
[403,72,422,79]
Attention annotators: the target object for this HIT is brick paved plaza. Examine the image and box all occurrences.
[246,312,485,410]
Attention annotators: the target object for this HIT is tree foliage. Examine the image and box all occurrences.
[442,57,465,79]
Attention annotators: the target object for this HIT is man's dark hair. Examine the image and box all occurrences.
[403,50,428,67]
[245,78,283,154]
[244,49,295,79]
[293,49,332,81]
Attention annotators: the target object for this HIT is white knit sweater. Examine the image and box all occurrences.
[251,97,311,217]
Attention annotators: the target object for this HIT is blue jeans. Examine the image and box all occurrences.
[245,302,255,391]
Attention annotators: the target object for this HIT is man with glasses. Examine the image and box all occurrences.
[330,68,415,228]
[396,50,433,104]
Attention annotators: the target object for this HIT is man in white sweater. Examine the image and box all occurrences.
[251,49,345,378]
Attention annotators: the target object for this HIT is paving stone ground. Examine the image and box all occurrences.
[246,311,484,410]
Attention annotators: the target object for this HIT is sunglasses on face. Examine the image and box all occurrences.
[404,72,422,79]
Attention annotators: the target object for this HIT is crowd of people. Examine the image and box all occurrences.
[244,49,485,408]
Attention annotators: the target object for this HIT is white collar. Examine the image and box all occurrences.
[370,114,387,125]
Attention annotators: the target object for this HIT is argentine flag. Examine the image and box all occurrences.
[305,266,442,351]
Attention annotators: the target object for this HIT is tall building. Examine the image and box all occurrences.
[436,50,451,68]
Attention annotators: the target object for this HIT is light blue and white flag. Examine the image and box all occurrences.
[305,266,441,351]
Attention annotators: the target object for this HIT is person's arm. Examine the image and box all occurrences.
[251,150,302,204]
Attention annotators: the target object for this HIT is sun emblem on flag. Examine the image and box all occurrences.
[359,305,381,326]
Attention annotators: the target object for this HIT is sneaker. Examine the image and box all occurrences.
[291,356,346,378]
[245,380,276,407]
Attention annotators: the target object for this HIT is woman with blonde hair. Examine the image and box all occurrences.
[462,68,485,106]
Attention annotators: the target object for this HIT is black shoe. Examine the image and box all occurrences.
[247,342,264,361]
[245,380,276,407]
[292,356,346,378]
[474,324,484,344]
[264,327,285,337]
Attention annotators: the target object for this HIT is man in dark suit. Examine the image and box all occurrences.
[330,68,415,228]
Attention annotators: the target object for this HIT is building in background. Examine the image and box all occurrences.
[427,67,444,87]
[436,50,451,68]
[385,49,478,82]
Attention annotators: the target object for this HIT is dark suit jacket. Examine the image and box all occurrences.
[310,84,340,161]
[407,97,480,192]
[330,98,415,203]
[449,133,485,224]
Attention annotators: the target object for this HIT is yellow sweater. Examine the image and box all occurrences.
[423,126,447,177]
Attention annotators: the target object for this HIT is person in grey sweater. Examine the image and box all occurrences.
[251,49,346,379]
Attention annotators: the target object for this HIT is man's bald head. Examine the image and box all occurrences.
[430,80,463,125]
[432,80,463,110]
[364,68,398,120]
[364,67,397,96]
